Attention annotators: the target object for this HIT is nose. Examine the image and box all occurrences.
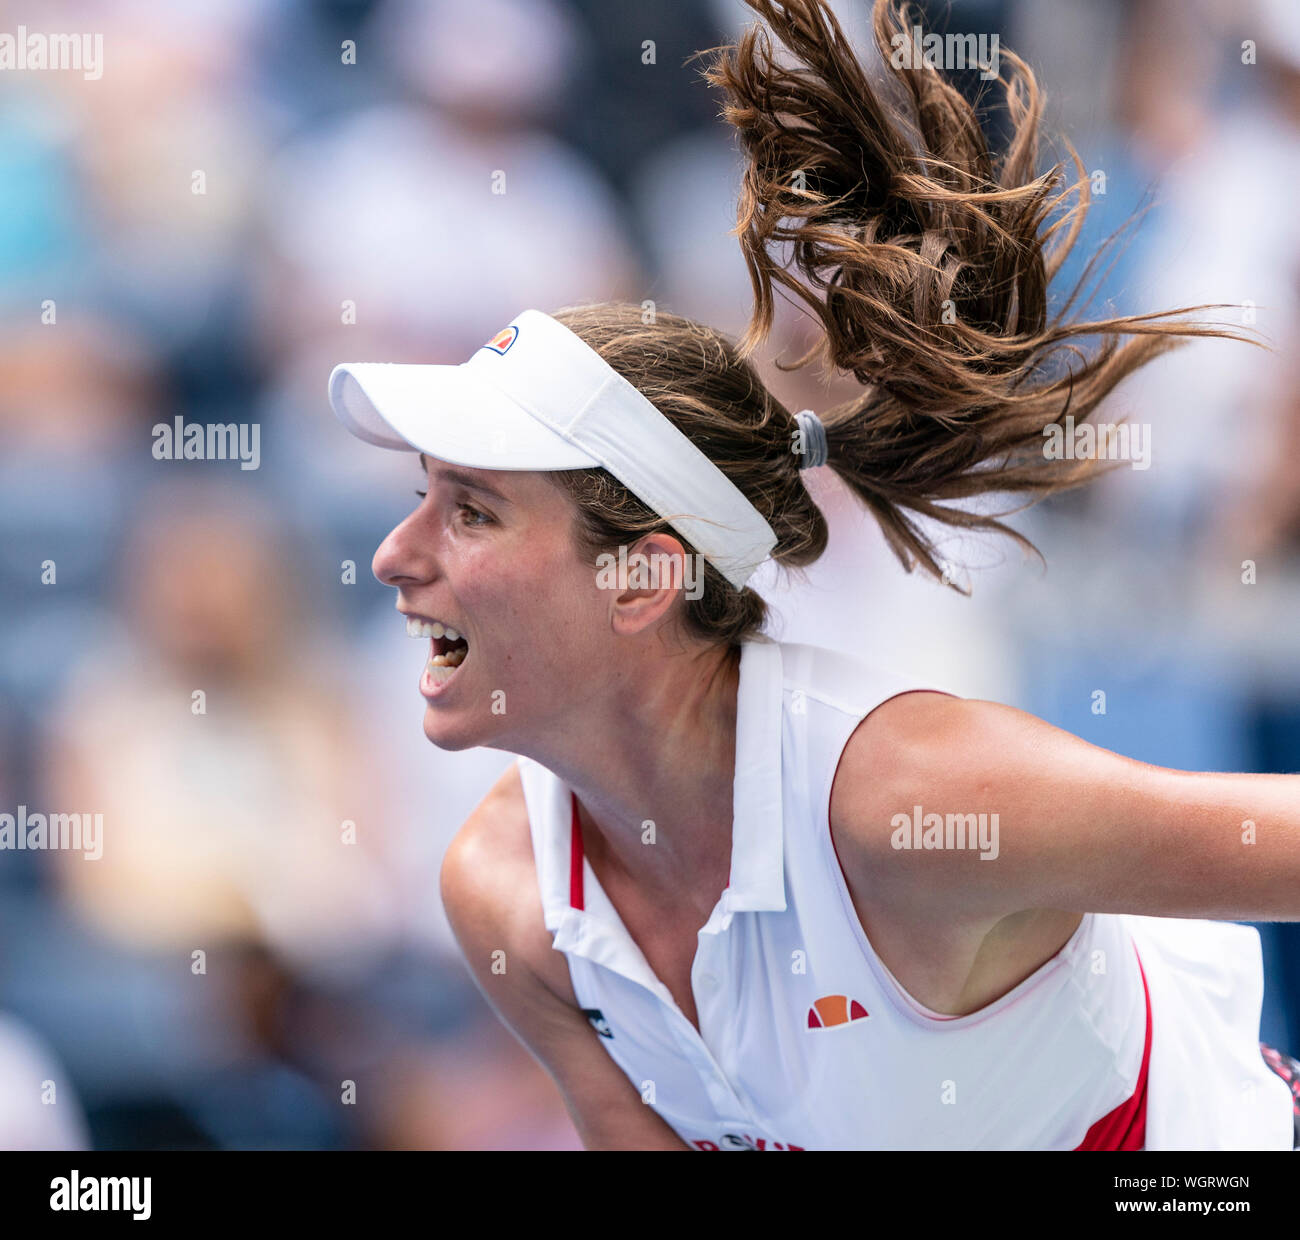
[372,509,437,588]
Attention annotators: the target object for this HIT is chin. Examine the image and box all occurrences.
[421,710,487,752]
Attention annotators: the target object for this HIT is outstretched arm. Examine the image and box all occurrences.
[835,692,1300,924]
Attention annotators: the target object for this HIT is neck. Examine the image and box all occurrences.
[515,636,743,904]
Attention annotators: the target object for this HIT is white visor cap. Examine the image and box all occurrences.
[329,309,778,590]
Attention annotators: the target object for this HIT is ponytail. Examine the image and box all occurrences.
[702,0,1255,587]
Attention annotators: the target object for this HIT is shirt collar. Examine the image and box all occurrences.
[724,634,786,913]
[551,633,787,922]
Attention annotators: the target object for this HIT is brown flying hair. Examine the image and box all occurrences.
[547,0,1254,649]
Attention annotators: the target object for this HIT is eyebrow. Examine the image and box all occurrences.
[418,454,511,504]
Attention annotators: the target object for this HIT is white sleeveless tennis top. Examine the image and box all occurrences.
[517,634,1293,1150]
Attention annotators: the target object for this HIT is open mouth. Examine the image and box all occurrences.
[406,616,469,687]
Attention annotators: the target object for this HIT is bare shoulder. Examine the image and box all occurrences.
[829,689,975,848]
[831,689,1139,844]
[829,690,1021,922]
[440,763,578,1008]
[828,690,1094,841]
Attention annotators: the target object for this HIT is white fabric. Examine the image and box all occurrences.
[329,309,778,589]
[1124,914,1293,1149]
[517,635,1293,1149]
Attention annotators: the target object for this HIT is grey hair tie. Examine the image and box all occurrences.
[795,409,828,470]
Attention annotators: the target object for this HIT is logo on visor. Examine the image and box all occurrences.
[483,325,519,355]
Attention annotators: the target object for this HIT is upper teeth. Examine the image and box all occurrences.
[406,617,462,641]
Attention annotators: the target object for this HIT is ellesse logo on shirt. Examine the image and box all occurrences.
[806,993,869,1029]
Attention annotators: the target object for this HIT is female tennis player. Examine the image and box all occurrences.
[329,0,1300,1149]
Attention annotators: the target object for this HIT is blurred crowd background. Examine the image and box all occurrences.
[1,0,1298,1149]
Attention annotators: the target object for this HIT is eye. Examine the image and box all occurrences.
[410,490,490,525]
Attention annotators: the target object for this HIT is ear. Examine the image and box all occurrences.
[605,532,703,638]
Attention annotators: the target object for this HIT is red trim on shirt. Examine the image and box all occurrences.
[569,792,729,909]
[1074,945,1151,1151]
[570,792,584,910]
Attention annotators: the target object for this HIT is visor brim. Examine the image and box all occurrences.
[328,362,601,471]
